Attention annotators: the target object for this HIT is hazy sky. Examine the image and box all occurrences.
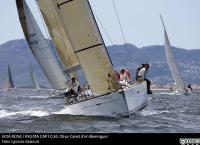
[0,0,200,50]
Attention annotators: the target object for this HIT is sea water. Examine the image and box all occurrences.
[0,89,200,133]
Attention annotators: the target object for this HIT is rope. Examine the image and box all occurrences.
[93,11,122,65]
[93,11,114,45]
[112,0,133,68]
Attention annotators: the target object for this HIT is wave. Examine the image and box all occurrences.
[12,95,62,99]
[53,108,73,115]
[0,109,50,118]
[139,110,170,116]
[155,92,182,95]
[29,95,51,99]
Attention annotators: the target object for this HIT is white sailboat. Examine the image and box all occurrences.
[29,63,40,89]
[4,64,15,90]
[16,0,67,90]
[17,0,148,117]
[160,15,188,95]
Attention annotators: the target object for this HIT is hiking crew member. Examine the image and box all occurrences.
[119,69,131,86]
[107,73,117,90]
[136,64,145,82]
[65,77,80,97]
[125,69,131,82]
[186,84,192,91]
[137,63,152,94]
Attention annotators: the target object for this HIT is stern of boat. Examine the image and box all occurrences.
[123,82,148,115]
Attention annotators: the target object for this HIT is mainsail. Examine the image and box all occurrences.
[16,0,67,89]
[37,0,80,76]
[4,65,15,89]
[160,15,188,95]
[44,0,120,94]
[30,63,40,89]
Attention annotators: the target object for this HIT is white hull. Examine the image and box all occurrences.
[64,82,148,117]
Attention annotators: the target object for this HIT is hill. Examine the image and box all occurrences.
[0,39,200,88]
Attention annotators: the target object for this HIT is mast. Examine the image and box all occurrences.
[16,0,67,89]
[47,0,120,94]
[160,15,188,95]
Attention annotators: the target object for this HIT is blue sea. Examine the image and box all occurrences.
[0,89,200,133]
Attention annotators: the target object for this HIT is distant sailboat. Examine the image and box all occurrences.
[160,15,188,95]
[4,64,15,90]
[16,0,148,117]
[29,63,40,89]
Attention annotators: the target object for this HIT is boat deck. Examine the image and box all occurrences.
[64,81,144,106]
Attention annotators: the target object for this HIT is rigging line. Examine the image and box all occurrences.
[112,0,133,68]
[93,11,114,45]
[34,0,63,68]
[87,0,114,67]
[93,10,122,65]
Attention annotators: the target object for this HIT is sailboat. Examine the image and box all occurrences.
[16,0,68,90]
[160,15,188,95]
[16,0,148,117]
[29,63,40,89]
[4,64,15,90]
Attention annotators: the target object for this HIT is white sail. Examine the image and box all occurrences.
[37,0,80,77]
[4,64,15,89]
[16,0,67,89]
[160,15,188,95]
[30,63,40,89]
[47,0,120,94]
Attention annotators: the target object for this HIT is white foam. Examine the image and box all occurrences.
[53,108,72,115]
[29,95,50,99]
[28,110,49,117]
[0,109,50,118]
[139,110,170,116]
[156,92,181,95]
[0,110,17,118]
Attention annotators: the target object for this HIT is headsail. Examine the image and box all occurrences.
[37,0,80,77]
[30,63,40,89]
[16,0,67,89]
[4,64,15,89]
[160,15,188,95]
[45,0,120,94]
